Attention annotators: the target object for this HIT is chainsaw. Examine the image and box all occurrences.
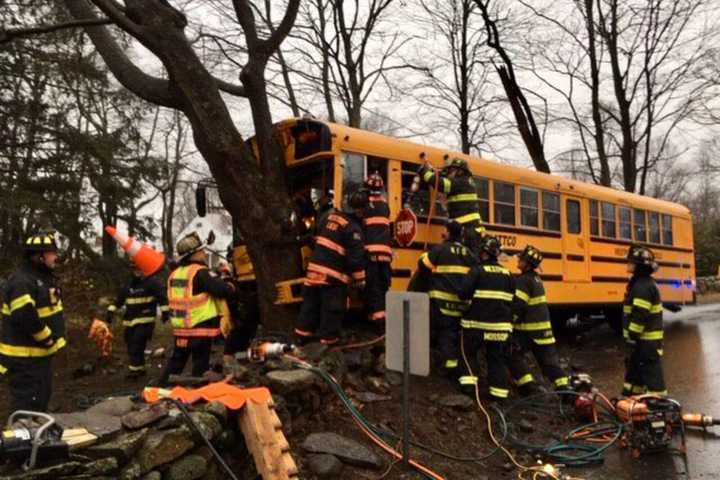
[0,412,68,470]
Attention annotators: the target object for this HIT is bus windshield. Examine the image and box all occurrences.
[288,156,335,233]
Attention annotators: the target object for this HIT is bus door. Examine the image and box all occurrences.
[338,152,388,208]
[562,196,590,282]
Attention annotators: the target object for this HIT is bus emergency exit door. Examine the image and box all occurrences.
[562,197,590,282]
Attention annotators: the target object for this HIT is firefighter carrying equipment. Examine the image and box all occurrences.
[622,267,666,397]
[409,235,475,377]
[418,160,485,232]
[143,382,271,410]
[296,209,366,344]
[509,266,569,391]
[88,319,113,359]
[105,226,165,277]
[457,259,515,400]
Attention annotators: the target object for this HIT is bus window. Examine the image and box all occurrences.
[619,207,632,240]
[475,177,490,223]
[590,200,599,236]
[367,156,388,186]
[288,157,335,234]
[543,192,560,231]
[662,214,673,245]
[291,120,332,160]
[633,209,647,242]
[567,199,581,234]
[601,202,616,238]
[341,151,365,209]
[494,182,516,225]
[401,161,447,218]
[649,212,661,244]
[520,188,539,228]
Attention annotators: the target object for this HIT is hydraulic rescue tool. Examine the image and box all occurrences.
[0,412,68,470]
[234,342,295,363]
[616,396,685,457]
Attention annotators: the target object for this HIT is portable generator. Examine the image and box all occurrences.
[0,412,67,470]
[616,396,685,457]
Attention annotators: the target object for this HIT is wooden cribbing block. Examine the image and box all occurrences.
[238,397,298,480]
[61,428,98,450]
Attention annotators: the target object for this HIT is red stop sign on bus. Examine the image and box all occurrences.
[394,208,418,247]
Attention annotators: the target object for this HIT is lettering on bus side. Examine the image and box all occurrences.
[496,234,517,247]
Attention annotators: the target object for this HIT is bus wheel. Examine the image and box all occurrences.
[604,307,623,336]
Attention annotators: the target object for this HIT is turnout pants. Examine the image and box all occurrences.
[365,261,392,322]
[5,356,53,412]
[124,323,155,373]
[509,331,568,391]
[623,340,666,396]
[296,283,348,345]
[430,302,460,378]
[458,327,511,400]
[160,336,214,385]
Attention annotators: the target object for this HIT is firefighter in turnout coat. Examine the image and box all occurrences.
[622,245,666,396]
[0,232,65,412]
[508,245,569,394]
[363,173,393,323]
[458,235,514,401]
[107,263,169,377]
[408,221,474,378]
[295,188,368,345]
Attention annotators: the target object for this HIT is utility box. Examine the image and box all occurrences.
[385,291,430,377]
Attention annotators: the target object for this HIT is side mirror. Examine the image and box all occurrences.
[195,185,207,218]
[207,230,216,246]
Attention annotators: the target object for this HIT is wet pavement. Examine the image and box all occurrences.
[565,303,720,480]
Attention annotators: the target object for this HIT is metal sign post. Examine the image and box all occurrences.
[385,291,429,467]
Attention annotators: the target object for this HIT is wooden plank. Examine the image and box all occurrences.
[62,428,98,450]
[239,399,298,480]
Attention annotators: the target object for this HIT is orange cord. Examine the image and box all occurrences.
[329,335,385,352]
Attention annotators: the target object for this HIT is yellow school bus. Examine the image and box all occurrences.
[236,118,695,329]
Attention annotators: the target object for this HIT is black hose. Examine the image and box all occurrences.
[164,399,240,480]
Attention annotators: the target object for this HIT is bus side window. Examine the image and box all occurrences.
[649,212,661,244]
[619,207,632,240]
[661,214,673,245]
[367,156,388,188]
[474,177,490,224]
[634,209,647,242]
[341,151,366,209]
[567,199,581,234]
[543,192,560,232]
[601,202,616,238]
[590,200,599,236]
[520,188,539,228]
[494,182,516,225]
[400,161,447,218]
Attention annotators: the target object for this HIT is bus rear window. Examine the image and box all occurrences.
[291,121,332,160]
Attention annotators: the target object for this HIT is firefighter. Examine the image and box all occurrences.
[106,262,169,377]
[295,187,368,346]
[363,173,392,323]
[161,232,236,384]
[622,246,666,397]
[458,235,514,402]
[408,220,474,379]
[418,157,485,236]
[508,245,569,394]
[0,232,65,412]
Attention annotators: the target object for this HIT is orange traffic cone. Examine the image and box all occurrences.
[105,226,165,276]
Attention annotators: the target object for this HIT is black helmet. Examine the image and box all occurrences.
[343,185,369,213]
[479,235,502,258]
[24,232,59,255]
[442,157,470,174]
[519,245,543,269]
[445,220,463,241]
[627,245,657,269]
[364,172,385,193]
